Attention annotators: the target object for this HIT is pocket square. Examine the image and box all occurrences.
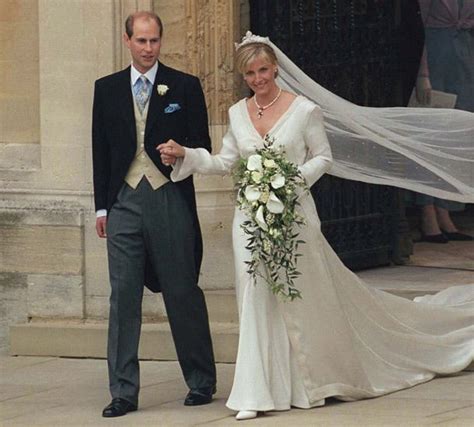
[164,103,181,114]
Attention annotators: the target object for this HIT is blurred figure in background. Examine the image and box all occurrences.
[415,0,474,242]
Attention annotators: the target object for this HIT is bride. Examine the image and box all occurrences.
[158,34,474,420]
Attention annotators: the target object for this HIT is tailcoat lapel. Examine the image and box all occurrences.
[116,66,137,144]
[145,62,175,137]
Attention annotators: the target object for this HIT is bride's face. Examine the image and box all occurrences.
[243,56,278,97]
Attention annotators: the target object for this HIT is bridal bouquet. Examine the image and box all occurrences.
[233,136,307,301]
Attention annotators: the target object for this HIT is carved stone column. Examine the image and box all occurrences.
[184,1,241,289]
[184,0,240,127]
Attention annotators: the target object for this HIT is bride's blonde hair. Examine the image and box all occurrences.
[235,42,278,74]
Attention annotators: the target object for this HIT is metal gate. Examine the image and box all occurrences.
[249,0,423,269]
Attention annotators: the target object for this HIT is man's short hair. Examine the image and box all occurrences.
[125,11,163,38]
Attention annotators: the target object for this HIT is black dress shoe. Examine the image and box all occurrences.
[184,386,216,406]
[102,398,137,418]
[420,233,448,243]
[441,230,474,241]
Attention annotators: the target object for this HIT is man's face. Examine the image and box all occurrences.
[124,17,162,74]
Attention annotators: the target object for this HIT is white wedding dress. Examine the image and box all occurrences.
[171,95,474,412]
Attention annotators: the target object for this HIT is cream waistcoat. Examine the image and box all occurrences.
[125,100,168,190]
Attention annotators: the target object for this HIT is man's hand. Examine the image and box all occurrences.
[416,76,432,105]
[96,216,107,238]
[157,139,185,165]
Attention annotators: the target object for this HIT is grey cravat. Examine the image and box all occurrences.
[133,76,152,113]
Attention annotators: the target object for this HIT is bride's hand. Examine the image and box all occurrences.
[160,152,176,166]
[157,139,185,165]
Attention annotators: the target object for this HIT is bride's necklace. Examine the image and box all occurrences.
[253,87,282,119]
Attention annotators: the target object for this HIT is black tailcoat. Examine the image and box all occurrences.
[92,62,211,292]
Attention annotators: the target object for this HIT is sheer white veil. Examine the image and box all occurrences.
[237,32,474,203]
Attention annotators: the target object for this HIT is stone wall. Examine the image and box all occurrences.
[0,0,116,353]
[0,0,243,354]
[0,0,40,170]
[0,200,85,354]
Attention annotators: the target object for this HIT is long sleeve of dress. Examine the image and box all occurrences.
[298,106,333,188]
[170,126,240,182]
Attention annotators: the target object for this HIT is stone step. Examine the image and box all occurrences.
[9,289,241,362]
[9,281,466,362]
[203,289,238,324]
[10,321,239,363]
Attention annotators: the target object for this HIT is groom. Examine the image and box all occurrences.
[92,11,216,418]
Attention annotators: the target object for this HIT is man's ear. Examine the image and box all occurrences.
[123,33,130,47]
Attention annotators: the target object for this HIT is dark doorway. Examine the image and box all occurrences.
[249,0,424,269]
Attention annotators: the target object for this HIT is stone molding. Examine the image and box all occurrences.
[0,200,84,227]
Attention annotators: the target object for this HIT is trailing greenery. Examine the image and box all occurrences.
[233,136,307,301]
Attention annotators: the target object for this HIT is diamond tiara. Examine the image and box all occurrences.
[234,31,270,50]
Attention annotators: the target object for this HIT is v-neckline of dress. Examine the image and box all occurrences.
[241,95,303,140]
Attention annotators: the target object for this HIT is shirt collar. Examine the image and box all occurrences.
[130,61,159,85]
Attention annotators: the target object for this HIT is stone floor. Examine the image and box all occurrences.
[0,356,473,426]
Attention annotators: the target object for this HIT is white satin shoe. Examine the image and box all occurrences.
[235,410,258,420]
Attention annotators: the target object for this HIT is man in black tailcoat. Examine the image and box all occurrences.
[92,11,216,418]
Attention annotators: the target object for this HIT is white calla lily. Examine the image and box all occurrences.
[271,174,285,189]
[244,185,261,202]
[247,154,263,171]
[266,192,284,214]
[255,205,268,230]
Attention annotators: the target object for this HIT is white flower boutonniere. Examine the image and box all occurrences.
[157,84,169,96]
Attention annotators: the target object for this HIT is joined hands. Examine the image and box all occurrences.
[157,139,185,166]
